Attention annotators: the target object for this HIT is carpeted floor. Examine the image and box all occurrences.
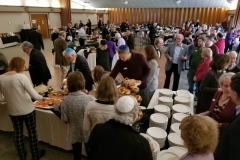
[0,38,192,160]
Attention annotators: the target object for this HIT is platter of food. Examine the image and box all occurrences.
[34,98,61,109]
[48,91,64,99]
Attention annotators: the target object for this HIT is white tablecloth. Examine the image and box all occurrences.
[147,89,194,115]
[0,103,72,150]
[0,38,20,49]
[87,53,96,71]
[77,49,85,57]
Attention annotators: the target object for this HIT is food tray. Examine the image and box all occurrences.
[34,98,61,109]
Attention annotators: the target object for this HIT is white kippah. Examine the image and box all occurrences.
[115,96,134,113]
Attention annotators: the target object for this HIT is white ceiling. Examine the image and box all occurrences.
[72,0,238,9]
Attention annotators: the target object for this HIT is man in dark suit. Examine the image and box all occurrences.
[149,23,157,45]
[102,24,109,39]
[126,30,134,51]
[28,26,44,51]
[164,34,188,91]
[62,25,72,42]
[63,48,93,91]
[153,37,164,58]
[21,41,51,86]
[214,73,240,160]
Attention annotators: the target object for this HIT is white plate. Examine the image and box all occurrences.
[174,96,190,103]
[176,92,190,98]
[173,113,188,122]
[170,123,181,133]
[168,146,187,158]
[159,96,173,103]
[151,113,168,124]
[147,127,167,139]
[140,133,153,142]
[172,104,190,114]
[154,105,170,113]
[159,89,173,96]
[157,150,179,160]
[177,90,190,95]
[168,133,184,146]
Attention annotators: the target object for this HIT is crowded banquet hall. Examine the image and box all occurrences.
[1,0,240,160]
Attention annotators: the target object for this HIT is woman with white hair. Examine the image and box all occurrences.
[88,96,153,160]
[200,72,236,134]
[226,51,240,73]
[115,32,126,48]
[51,27,59,54]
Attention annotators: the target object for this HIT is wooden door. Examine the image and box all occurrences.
[97,14,104,23]
[30,14,48,39]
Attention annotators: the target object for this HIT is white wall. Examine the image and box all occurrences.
[0,13,30,32]
[71,13,98,25]
[49,13,61,29]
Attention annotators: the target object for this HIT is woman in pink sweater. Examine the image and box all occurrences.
[214,32,225,54]
[193,47,212,95]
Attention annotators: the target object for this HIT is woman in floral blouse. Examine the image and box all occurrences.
[61,71,95,160]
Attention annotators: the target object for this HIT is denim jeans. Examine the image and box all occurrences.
[187,68,198,96]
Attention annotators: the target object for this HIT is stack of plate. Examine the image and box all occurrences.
[176,92,190,98]
[172,113,188,124]
[140,133,160,160]
[158,96,173,108]
[154,105,171,118]
[172,104,190,115]
[174,96,190,107]
[147,127,167,149]
[149,113,168,130]
[159,89,173,97]
[168,146,188,158]
[152,140,160,160]
[170,123,181,133]
[168,133,184,147]
[177,89,190,95]
[157,150,179,160]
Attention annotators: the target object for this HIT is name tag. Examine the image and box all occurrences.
[212,99,215,102]
[124,67,127,70]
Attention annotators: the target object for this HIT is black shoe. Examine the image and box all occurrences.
[32,149,46,160]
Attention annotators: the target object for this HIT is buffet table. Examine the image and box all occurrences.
[0,36,21,49]
[147,89,194,115]
[0,102,72,150]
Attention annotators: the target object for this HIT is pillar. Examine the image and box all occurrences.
[60,0,71,27]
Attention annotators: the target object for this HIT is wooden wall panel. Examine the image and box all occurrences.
[60,0,71,26]
[109,7,229,26]
[234,0,240,29]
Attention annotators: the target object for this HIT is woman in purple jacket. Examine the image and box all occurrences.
[106,35,116,70]
[224,27,235,53]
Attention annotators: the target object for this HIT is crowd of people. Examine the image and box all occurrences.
[1,17,240,160]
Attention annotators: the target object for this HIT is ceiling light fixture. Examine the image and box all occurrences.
[173,0,181,5]
[227,0,234,4]
[83,2,89,3]
[123,1,128,5]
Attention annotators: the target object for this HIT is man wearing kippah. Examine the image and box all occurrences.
[109,45,151,106]
[63,48,93,91]
[88,96,153,160]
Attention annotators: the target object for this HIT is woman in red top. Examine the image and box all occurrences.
[194,48,212,95]
[199,72,236,134]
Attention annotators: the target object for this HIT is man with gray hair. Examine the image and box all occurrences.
[110,45,150,106]
[63,48,93,91]
[54,31,69,81]
[226,51,240,73]
[22,41,51,86]
[164,34,188,91]
[153,37,164,58]
[115,33,125,48]
[88,96,153,160]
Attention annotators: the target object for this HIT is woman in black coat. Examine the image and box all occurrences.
[96,40,110,71]
[86,19,92,35]
[196,54,230,114]
[51,27,59,54]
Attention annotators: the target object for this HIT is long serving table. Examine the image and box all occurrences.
[0,102,72,150]
[147,89,194,115]
[0,36,21,49]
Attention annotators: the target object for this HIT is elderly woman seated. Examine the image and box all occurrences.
[199,72,236,133]
[226,51,240,73]
[87,96,152,160]
[180,115,219,160]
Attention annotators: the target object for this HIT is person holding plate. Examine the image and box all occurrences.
[0,57,45,160]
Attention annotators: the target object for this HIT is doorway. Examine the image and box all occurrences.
[30,14,48,39]
[97,14,104,23]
